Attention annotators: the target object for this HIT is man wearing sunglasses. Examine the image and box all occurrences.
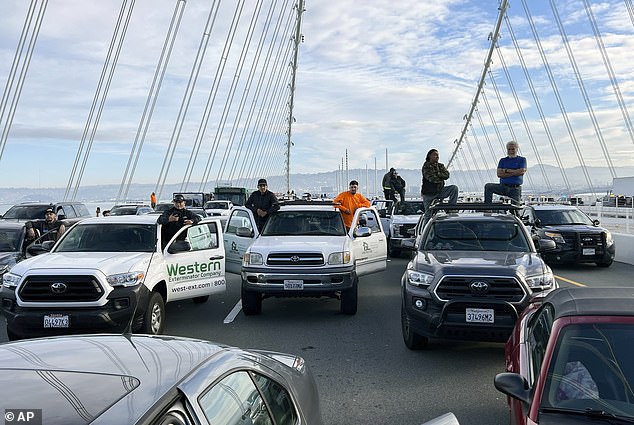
[245,179,279,232]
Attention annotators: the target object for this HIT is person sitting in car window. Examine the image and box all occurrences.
[25,208,66,243]
[158,194,200,249]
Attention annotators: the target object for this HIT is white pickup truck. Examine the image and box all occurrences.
[1,215,226,340]
[372,199,425,257]
[223,201,387,315]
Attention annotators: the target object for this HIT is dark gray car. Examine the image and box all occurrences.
[0,334,324,425]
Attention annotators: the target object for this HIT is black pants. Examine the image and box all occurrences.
[383,189,395,201]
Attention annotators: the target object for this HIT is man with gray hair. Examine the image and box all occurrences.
[484,140,527,204]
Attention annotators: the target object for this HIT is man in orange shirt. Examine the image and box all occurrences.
[333,180,371,230]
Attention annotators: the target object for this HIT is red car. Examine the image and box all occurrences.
[495,287,634,425]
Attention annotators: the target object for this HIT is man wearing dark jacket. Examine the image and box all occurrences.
[392,172,406,202]
[158,194,200,249]
[382,168,396,201]
[246,179,279,232]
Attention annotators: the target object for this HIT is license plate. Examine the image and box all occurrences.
[466,308,494,323]
[44,314,69,328]
[582,248,595,256]
[284,280,304,290]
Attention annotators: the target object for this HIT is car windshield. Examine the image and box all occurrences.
[422,221,530,252]
[1,205,49,220]
[109,206,139,216]
[55,223,157,252]
[534,209,593,226]
[541,322,634,419]
[394,201,425,215]
[205,202,228,209]
[262,211,346,236]
[0,228,23,252]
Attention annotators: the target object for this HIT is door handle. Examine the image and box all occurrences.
[209,255,224,260]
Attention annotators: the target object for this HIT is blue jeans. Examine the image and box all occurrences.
[422,185,459,225]
[484,183,521,203]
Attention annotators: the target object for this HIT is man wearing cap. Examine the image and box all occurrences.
[333,180,371,230]
[25,208,66,243]
[245,179,279,232]
[158,194,201,248]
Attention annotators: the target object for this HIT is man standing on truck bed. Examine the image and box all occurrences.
[158,194,200,248]
[245,179,279,232]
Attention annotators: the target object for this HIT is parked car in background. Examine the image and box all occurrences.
[0,333,324,425]
[189,207,208,219]
[0,201,91,225]
[520,204,615,267]
[495,287,634,425]
[401,203,557,350]
[204,200,233,216]
[372,199,425,257]
[0,222,27,279]
[109,203,154,216]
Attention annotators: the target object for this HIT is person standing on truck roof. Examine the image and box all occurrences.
[25,208,66,243]
[382,168,396,201]
[421,148,458,226]
[245,179,279,232]
[158,194,200,249]
[150,192,157,209]
[484,140,527,204]
[333,180,371,230]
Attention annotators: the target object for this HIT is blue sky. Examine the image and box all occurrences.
[0,0,633,190]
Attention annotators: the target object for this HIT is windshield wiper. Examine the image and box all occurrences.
[541,407,634,423]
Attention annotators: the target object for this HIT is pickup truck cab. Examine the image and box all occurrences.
[1,215,226,340]
[223,201,387,315]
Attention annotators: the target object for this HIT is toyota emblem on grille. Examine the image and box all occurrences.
[290,255,300,262]
[50,282,68,294]
[470,281,489,294]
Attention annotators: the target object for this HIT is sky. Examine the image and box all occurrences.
[1,0,633,191]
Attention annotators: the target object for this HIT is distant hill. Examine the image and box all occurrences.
[0,164,632,205]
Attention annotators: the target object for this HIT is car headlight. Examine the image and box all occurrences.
[328,251,351,265]
[243,252,263,266]
[605,231,614,246]
[406,270,434,288]
[2,272,21,289]
[106,271,145,287]
[526,271,555,289]
[544,231,565,244]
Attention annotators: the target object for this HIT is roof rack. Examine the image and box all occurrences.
[277,199,336,206]
[429,202,522,216]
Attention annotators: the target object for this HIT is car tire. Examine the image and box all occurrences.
[596,259,613,267]
[340,278,358,315]
[242,286,262,315]
[193,295,209,304]
[141,292,165,335]
[401,305,428,350]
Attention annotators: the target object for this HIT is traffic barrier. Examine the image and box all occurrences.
[614,233,634,266]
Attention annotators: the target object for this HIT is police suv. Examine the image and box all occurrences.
[223,201,387,315]
[1,215,226,340]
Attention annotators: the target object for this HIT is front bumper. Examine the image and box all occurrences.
[242,266,356,296]
[403,285,526,343]
[543,243,615,264]
[1,285,150,339]
[390,237,416,251]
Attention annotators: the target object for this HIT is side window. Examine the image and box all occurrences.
[73,203,91,217]
[57,206,69,218]
[199,371,273,425]
[360,211,381,233]
[186,222,218,251]
[252,373,298,425]
[527,305,554,385]
[226,210,252,235]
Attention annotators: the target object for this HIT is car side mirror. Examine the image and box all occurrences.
[353,226,372,238]
[494,373,531,405]
[236,227,254,238]
[537,239,557,252]
[521,216,530,225]
[533,218,541,227]
[168,239,191,254]
[593,219,600,226]
[378,209,387,218]
[57,214,66,220]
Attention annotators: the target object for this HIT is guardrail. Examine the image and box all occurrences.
[580,205,634,234]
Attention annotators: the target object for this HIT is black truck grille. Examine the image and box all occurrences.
[435,276,525,303]
[561,232,604,253]
[397,224,416,238]
[19,275,104,302]
[267,252,324,266]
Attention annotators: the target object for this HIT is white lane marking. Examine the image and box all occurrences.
[224,300,242,324]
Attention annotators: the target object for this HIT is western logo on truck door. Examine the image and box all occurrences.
[166,260,222,283]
